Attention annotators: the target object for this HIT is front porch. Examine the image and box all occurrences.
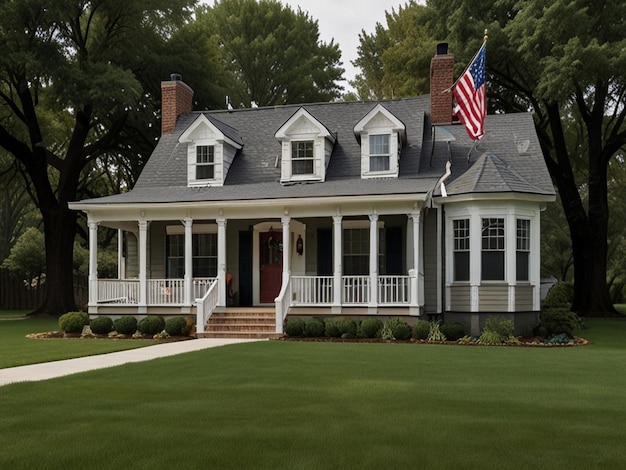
[91,273,421,334]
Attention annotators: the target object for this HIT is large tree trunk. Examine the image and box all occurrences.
[33,204,78,315]
[544,102,618,316]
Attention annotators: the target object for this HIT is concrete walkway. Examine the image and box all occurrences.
[0,338,261,387]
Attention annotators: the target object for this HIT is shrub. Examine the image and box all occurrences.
[337,319,357,339]
[359,318,382,338]
[284,318,305,337]
[483,316,514,341]
[440,322,467,341]
[538,308,581,337]
[304,317,325,337]
[412,320,430,340]
[137,316,165,336]
[325,319,342,338]
[58,312,88,334]
[164,317,189,336]
[113,316,137,335]
[543,281,574,309]
[427,321,446,341]
[90,316,113,335]
[478,329,503,345]
[381,317,411,340]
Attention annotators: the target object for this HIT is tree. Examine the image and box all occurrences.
[1,227,46,286]
[198,0,345,107]
[354,0,626,315]
[0,0,223,315]
[351,2,436,100]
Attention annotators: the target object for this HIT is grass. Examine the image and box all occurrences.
[0,317,158,369]
[0,309,30,319]
[1,319,626,469]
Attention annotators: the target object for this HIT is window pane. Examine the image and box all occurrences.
[292,159,314,175]
[369,134,389,155]
[481,218,505,280]
[196,165,214,180]
[516,251,529,281]
[343,228,369,275]
[454,252,470,281]
[370,155,390,171]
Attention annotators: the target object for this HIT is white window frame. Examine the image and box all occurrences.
[291,140,315,176]
[369,134,391,172]
[195,145,215,181]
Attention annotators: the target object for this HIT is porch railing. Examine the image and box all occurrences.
[275,275,291,335]
[95,278,214,305]
[342,276,371,304]
[378,275,411,305]
[97,279,139,304]
[195,277,219,334]
[291,276,333,305]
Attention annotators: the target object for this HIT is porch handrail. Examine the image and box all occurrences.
[274,274,291,334]
[291,276,333,305]
[97,279,139,304]
[195,277,219,334]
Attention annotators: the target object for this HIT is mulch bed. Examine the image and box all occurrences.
[277,336,589,347]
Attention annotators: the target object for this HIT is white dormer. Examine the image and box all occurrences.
[179,114,243,187]
[354,104,406,179]
[275,108,336,183]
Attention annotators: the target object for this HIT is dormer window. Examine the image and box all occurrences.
[196,145,215,180]
[354,104,406,179]
[292,141,314,175]
[179,114,243,188]
[275,107,336,183]
[369,134,390,172]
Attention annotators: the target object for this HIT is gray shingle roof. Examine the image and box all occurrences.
[74,96,554,206]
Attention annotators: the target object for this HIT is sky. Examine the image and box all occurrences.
[282,0,406,91]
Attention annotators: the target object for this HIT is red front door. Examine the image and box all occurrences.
[260,231,283,303]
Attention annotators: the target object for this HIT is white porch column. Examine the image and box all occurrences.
[184,217,193,305]
[281,216,291,277]
[332,215,343,312]
[409,212,422,314]
[369,213,379,309]
[117,229,124,279]
[217,217,227,307]
[88,218,98,310]
[138,220,148,312]
[506,213,517,312]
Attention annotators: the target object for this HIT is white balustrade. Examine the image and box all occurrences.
[291,276,333,305]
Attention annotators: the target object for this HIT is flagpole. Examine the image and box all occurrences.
[441,30,488,94]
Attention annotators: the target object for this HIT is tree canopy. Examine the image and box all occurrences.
[0,0,222,314]
[198,0,345,107]
[353,0,626,314]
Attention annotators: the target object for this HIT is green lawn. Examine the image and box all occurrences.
[0,317,157,369]
[1,319,625,469]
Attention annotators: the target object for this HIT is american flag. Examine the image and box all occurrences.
[453,43,486,140]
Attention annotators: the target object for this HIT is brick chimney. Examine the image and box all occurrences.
[161,74,194,135]
[430,43,454,125]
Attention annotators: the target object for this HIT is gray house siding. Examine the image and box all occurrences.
[423,209,439,314]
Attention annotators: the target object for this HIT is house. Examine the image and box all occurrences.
[69,45,555,337]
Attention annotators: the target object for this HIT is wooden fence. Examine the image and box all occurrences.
[0,270,87,311]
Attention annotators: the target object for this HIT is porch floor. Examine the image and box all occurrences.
[197,307,282,339]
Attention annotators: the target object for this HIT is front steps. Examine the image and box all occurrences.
[197,308,281,339]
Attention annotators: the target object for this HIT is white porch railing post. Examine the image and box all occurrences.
[184,217,193,306]
[332,215,342,312]
[369,214,378,309]
[88,218,98,309]
[138,219,148,312]
[217,217,227,307]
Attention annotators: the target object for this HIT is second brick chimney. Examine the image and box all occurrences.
[430,43,454,125]
[161,74,194,135]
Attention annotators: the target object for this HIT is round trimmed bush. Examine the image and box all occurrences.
[59,312,88,334]
[543,281,574,308]
[164,317,189,336]
[284,318,305,337]
[390,319,412,340]
[440,322,467,341]
[325,319,341,337]
[413,320,430,340]
[90,316,113,335]
[359,318,382,338]
[337,319,357,338]
[137,315,165,336]
[304,317,325,337]
[113,316,137,335]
